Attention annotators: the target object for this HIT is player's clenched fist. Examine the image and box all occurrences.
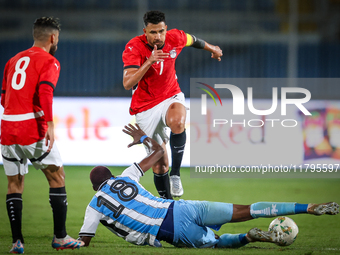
[211,45,223,61]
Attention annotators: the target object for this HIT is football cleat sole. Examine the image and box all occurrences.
[308,202,339,215]
[247,227,284,245]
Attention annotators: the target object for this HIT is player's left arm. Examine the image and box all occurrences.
[39,59,60,152]
[122,123,164,172]
[78,204,101,246]
[39,83,55,152]
[185,33,223,61]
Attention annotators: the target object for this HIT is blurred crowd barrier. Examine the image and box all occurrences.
[0,0,339,98]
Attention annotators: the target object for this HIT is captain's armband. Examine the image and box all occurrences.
[186,34,205,49]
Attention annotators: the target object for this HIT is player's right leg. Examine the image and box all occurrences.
[152,144,172,199]
[41,165,68,240]
[184,201,339,227]
[27,140,84,249]
[165,98,187,198]
[43,165,84,250]
[231,202,339,222]
[135,105,173,199]
[1,144,28,254]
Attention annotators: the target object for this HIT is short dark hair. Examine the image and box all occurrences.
[90,166,113,191]
[143,11,165,27]
[33,17,61,42]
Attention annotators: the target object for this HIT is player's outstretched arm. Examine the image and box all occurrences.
[187,34,223,61]
[122,123,164,172]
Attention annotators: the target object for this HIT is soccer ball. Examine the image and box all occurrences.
[268,216,299,246]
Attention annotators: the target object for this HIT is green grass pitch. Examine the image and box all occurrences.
[0,165,339,254]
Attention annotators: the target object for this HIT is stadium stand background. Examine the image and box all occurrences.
[0,0,339,99]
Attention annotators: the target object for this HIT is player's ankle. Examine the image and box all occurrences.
[245,233,253,242]
[307,203,314,213]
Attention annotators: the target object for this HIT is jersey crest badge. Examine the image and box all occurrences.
[170,48,177,58]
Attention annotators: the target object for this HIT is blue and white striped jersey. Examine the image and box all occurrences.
[79,163,173,246]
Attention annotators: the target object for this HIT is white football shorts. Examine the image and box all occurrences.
[1,139,63,176]
[135,92,188,146]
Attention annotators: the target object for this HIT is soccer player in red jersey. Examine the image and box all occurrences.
[1,17,84,253]
[122,11,223,199]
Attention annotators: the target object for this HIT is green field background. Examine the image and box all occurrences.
[0,165,339,254]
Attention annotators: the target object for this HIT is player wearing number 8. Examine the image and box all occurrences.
[1,17,84,253]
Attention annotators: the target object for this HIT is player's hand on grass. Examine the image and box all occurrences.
[123,123,147,148]
[149,45,169,64]
[211,45,223,61]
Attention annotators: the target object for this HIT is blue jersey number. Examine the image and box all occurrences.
[110,179,138,202]
[97,179,139,218]
[97,196,124,218]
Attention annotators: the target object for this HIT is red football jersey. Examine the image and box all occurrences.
[1,47,60,145]
[122,29,187,115]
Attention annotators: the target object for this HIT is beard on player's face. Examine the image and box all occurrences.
[147,34,166,49]
[152,39,164,48]
[49,43,57,56]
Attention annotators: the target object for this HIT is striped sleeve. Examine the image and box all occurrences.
[119,163,144,182]
[79,202,102,237]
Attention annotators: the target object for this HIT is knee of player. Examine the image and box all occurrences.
[168,118,185,133]
[7,180,24,194]
[153,163,169,174]
[43,165,65,187]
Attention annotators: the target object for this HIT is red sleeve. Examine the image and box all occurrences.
[169,29,187,48]
[122,39,142,69]
[39,58,60,89]
[1,61,9,107]
[39,84,54,122]
[38,58,59,122]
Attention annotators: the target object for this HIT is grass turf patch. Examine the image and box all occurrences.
[0,165,339,254]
